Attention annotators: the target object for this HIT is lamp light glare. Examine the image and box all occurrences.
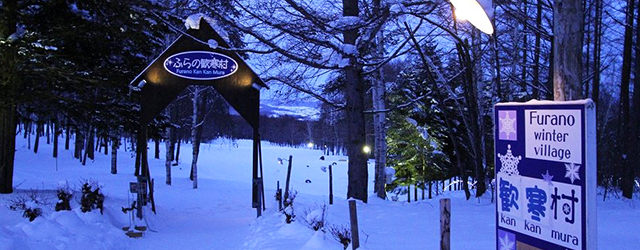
[363,145,371,154]
[450,0,494,35]
[307,142,314,149]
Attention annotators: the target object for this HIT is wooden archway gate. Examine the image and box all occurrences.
[130,18,268,217]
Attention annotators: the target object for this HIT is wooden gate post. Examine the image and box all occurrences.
[329,164,334,205]
[284,155,293,206]
[440,198,451,250]
[349,200,360,250]
[276,181,283,211]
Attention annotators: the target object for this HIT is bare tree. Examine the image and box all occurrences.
[189,86,207,189]
[553,0,584,100]
[0,0,19,194]
[620,0,635,199]
[198,0,418,202]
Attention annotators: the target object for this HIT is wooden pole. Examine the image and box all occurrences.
[53,121,59,158]
[277,181,282,211]
[284,155,293,206]
[252,128,261,217]
[256,178,262,217]
[329,164,334,205]
[258,136,266,211]
[440,198,451,250]
[349,200,360,250]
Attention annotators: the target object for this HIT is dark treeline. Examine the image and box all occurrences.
[173,112,347,155]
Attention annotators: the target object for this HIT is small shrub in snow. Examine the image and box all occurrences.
[7,189,48,221]
[283,189,297,208]
[283,190,297,224]
[328,224,351,249]
[55,185,73,212]
[284,205,296,224]
[22,201,43,221]
[302,204,328,231]
[79,180,105,214]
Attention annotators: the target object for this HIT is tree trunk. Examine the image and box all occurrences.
[583,0,592,98]
[520,0,529,92]
[0,101,17,194]
[165,135,172,185]
[111,137,118,174]
[175,134,181,164]
[65,123,70,150]
[46,122,50,144]
[134,131,142,176]
[491,2,503,101]
[87,127,95,160]
[372,58,387,200]
[103,136,108,155]
[618,0,635,198]
[592,0,602,105]
[95,135,101,153]
[345,65,368,202]
[34,122,41,154]
[53,119,59,158]
[372,0,387,201]
[621,0,637,199]
[553,0,585,100]
[74,130,83,160]
[456,41,486,198]
[631,0,640,200]
[190,87,206,189]
[442,107,471,199]
[82,136,88,166]
[532,0,543,99]
[343,0,368,203]
[154,137,160,159]
[27,124,31,149]
[23,122,28,139]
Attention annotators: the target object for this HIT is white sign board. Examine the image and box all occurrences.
[494,100,596,250]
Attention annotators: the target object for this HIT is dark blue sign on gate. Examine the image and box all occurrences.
[164,51,238,80]
[494,100,596,250]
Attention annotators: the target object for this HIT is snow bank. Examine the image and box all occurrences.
[4,135,640,250]
[300,231,341,250]
[1,201,129,250]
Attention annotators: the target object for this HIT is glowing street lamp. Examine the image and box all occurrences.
[307,142,314,149]
[449,0,494,35]
[363,145,372,154]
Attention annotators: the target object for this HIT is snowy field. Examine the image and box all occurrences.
[1,136,639,250]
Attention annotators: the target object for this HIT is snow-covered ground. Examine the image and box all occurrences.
[1,136,639,250]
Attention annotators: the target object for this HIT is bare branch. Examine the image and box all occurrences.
[263,76,345,109]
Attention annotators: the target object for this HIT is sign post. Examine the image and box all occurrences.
[494,100,596,250]
[129,17,268,217]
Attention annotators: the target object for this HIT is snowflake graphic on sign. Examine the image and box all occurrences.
[498,230,516,250]
[498,144,521,176]
[499,110,517,141]
[564,163,581,184]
